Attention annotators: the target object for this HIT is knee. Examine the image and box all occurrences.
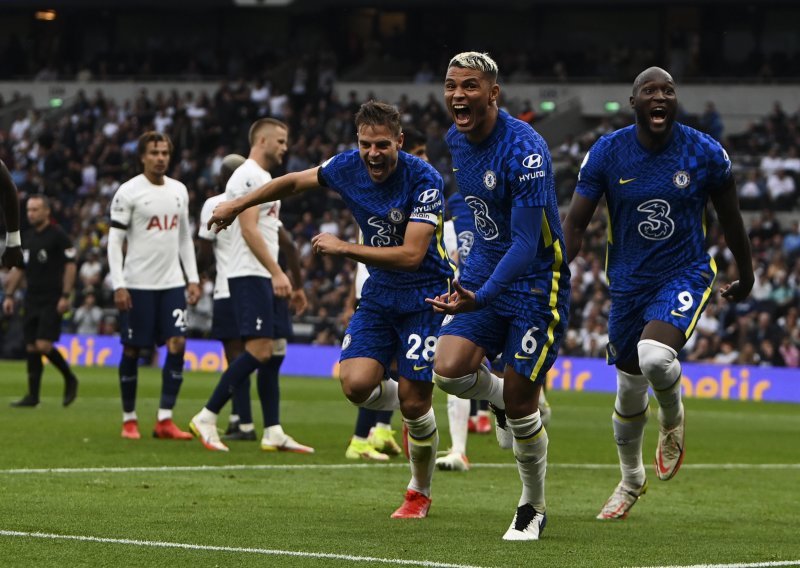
[35,340,52,354]
[167,336,186,354]
[399,397,430,420]
[637,340,676,377]
[246,338,273,363]
[339,374,372,405]
[123,346,140,359]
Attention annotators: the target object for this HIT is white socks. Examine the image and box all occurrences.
[508,410,548,511]
[446,394,470,455]
[404,407,438,498]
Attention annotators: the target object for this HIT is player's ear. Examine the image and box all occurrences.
[489,83,500,106]
[629,95,635,109]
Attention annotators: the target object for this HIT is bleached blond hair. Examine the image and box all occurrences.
[448,52,499,80]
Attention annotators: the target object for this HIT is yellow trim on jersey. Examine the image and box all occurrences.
[684,257,718,339]
[605,208,613,286]
[701,208,708,237]
[530,214,563,381]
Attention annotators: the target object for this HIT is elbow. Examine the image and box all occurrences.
[400,251,426,272]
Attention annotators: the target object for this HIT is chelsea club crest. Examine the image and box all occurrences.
[483,170,497,190]
[672,170,691,189]
[388,208,405,224]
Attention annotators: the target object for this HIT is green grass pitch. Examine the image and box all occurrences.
[0,361,798,568]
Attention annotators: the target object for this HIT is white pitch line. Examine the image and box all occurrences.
[0,463,798,475]
[0,530,490,568]
[630,561,800,568]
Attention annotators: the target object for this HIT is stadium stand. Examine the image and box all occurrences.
[0,1,798,367]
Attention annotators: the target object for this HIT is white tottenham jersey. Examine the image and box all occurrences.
[225,159,281,279]
[110,174,198,290]
[198,193,232,300]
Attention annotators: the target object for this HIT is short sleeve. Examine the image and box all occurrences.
[59,230,77,263]
[575,137,609,202]
[109,186,132,226]
[705,139,733,192]
[318,153,347,195]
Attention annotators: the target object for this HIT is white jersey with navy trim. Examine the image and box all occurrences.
[224,158,281,279]
[109,173,198,290]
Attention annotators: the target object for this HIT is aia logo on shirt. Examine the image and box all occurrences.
[146,215,179,230]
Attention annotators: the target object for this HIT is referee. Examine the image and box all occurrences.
[3,195,79,407]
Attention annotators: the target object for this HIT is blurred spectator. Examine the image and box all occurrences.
[73,291,104,335]
[766,169,796,209]
[699,101,724,141]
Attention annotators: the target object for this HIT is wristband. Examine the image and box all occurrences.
[6,231,21,247]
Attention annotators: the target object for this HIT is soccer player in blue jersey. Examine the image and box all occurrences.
[563,67,754,520]
[427,52,571,540]
[345,127,429,463]
[209,101,455,519]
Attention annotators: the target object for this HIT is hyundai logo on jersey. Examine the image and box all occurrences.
[522,153,543,169]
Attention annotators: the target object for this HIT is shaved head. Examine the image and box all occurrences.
[632,67,674,96]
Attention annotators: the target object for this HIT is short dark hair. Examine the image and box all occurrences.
[402,127,426,150]
[354,101,402,138]
[27,194,51,210]
[249,118,288,146]
[137,131,173,158]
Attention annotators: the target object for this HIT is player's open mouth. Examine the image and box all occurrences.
[367,160,385,176]
[650,107,667,125]
[452,104,472,126]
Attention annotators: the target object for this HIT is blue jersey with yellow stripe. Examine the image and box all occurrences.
[446,109,570,303]
[575,123,730,293]
[319,150,454,293]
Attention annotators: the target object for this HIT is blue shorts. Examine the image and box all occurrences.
[228,276,275,339]
[273,297,292,340]
[438,289,568,385]
[119,287,187,347]
[210,297,239,341]
[607,265,715,365]
[340,288,444,382]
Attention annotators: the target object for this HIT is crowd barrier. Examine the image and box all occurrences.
[53,334,799,404]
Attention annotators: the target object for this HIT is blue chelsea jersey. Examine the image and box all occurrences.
[446,109,570,299]
[319,150,455,292]
[575,123,731,293]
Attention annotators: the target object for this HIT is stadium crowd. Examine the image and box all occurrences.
[0,76,798,367]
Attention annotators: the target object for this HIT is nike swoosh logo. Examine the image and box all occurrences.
[656,443,682,477]
[514,353,533,360]
[618,178,636,185]
[452,168,458,172]
[413,365,429,371]
[670,310,687,318]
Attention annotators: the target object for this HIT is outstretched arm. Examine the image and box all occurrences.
[209,167,321,231]
[710,177,754,301]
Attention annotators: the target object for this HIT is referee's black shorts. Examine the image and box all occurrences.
[23,297,63,344]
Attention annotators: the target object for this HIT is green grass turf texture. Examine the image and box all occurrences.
[0,361,798,568]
